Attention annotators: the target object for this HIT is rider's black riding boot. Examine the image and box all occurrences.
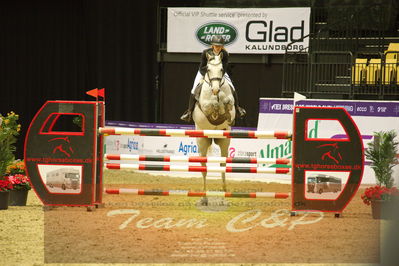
[180,94,197,122]
[232,89,246,118]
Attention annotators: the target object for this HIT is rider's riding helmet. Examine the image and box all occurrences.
[210,35,225,46]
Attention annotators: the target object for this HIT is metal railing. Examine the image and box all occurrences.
[283,51,399,98]
[352,51,399,97]
[282,2,399,99]
[283,51,353,97]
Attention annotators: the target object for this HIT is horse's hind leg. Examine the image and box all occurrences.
[197,138,212,205]
[215,138,230,192]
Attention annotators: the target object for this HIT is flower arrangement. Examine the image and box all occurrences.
[361,185,399,205]
[7,174,31,191]
[0,177,13,192]
[4,160,31,191]
[0,111,21,177]
[6,160,25,175]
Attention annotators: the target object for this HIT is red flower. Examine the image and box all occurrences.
[5,174,31,191]
[0,178,13,192]
[361,186,399,205]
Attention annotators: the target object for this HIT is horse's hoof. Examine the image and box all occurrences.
[200,197,208,206]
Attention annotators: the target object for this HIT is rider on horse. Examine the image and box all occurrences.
[180,35,246,122]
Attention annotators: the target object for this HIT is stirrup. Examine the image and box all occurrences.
[237,106,246,118]
[180,110,192,122]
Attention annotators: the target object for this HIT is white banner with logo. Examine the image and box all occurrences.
[167,7,310,54]
[257,98,399,185]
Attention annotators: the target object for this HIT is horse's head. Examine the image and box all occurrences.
[206,53,224,95]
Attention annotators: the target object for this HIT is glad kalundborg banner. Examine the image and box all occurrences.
[167,7,310,54]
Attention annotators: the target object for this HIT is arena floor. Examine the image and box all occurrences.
[0,170,391,265]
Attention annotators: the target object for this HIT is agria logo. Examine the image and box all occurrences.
[196,22,237,46]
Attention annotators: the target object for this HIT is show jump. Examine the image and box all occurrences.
[24,100,364,213]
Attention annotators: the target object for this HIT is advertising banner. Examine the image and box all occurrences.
[258,98,399,185]
[167,7,310,54]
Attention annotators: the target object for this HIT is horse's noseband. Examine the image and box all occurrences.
[209,77,222,82]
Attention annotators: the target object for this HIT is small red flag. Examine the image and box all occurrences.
[98,88,105,98]
[86,88,105,99]
[86,88,99,98]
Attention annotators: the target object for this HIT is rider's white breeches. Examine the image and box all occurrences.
[191,71,235,94]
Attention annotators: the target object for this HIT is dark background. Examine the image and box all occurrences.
[4,0,396,159]
[1,0,158,158]
[0,0,285,159]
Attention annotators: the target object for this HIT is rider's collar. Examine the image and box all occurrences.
[211,48,222,55]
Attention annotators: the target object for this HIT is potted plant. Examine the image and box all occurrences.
[361,186,399,219]
[0,177,13,210]
[364,130,399,219]
[0,112,23,208]
[0,112,20,179]
[6,160,31,206]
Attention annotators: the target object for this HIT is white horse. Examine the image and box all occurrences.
[192,53,236,203]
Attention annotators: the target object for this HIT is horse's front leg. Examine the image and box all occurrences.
[201,161,207,192]
[197,138,212,205]
[215,138,230,192]
[219,87,234,106]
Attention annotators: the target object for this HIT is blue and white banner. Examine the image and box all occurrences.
[259,98,399,116]
[167,7,310,54]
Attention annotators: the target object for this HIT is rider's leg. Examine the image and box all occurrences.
[191,71,203,94]
[180,93,196,122]
[181,71,203,122]
[224,73,246,118]
[232,89,246,118]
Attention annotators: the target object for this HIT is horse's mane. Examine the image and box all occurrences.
[206,52,223,66]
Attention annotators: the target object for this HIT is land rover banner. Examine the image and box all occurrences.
[167,7,310,54]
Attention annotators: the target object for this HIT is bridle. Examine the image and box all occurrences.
[205,74,224,85]
[204,56,225,87]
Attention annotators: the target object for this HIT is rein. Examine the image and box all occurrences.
[204,73,225,87]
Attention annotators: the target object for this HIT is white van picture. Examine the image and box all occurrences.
[46,167,80,190]
[307,174,342,194]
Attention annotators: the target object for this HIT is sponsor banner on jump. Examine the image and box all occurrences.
[258,98,399,185]
[167,7,310,54]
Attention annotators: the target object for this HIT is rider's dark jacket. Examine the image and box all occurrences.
[199,48,229,76]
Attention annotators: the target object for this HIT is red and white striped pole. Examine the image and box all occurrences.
[105,188,290,199]
[99,128,292,139]
[105,163,290,174]
[104,154,291,165]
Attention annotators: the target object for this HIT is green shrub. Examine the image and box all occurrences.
[365,130,398,188]
[0,112,21,177]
